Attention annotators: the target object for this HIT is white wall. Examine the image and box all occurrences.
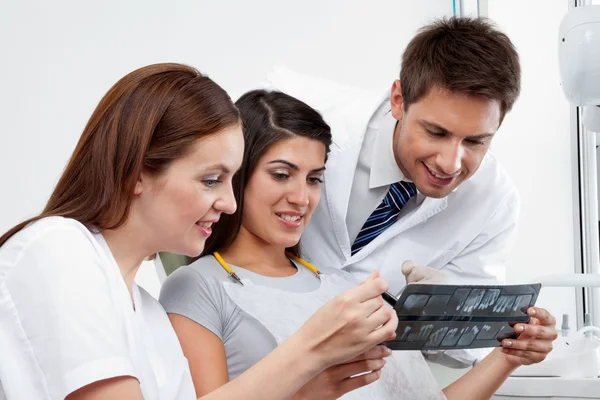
[0,0,579,326]
[0,0,453,234]
[487,0,578,324]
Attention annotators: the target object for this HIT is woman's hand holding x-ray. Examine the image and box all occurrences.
[499,307,558,366]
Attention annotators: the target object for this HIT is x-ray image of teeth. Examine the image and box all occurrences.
[401,294,430,313]
[448,289,471,312]
[385,283,541,351]
[398,325,412,341]
[423,295,451,314]
[493,296,516,313]
[477,289,501,310]
[461,289,486,314]
[441,327,466,347]
[457,324,480,347]
[513,295,533,312]
[418,324,435,340]
[476,324,501,340]
[425,327,449,347]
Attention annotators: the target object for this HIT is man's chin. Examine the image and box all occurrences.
[415,183,455,199]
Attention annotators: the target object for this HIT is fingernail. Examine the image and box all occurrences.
[529,308,537,316]
[516,325,524,332]
[504,340,512,346]
[386,348,392,356]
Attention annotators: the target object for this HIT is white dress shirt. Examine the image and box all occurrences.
[346,107,425,245]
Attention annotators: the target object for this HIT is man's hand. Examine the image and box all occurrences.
[401,260,447,285]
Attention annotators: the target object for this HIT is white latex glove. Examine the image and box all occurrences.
[401,260,447,285]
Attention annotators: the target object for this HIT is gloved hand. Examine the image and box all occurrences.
[401,260,447,285]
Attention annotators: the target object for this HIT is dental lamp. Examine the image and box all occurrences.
[559,5,600,133]
[558,4,600,330]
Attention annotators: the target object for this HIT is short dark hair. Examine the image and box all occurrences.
[201,89,332,258]
[401,17,521,123]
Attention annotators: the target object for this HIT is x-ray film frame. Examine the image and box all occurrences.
[385,283,541,351]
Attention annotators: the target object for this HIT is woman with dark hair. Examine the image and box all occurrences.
[161,90,396,399]
[0,65,398,400]
[160,89,557,400]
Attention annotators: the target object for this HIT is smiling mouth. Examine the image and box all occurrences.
[423,163,458,186]
[194,220,215,237]
[276,213,302,222]
[427,168,454,179]
[275,213,305,228]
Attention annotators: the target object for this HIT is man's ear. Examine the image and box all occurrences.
[390,80,405,121]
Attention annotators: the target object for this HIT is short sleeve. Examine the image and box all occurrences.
[2,225,136,399]
[159,267,228,341]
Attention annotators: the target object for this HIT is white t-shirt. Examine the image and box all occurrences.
[0,217,196,400]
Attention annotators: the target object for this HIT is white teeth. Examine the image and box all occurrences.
[278,214,301,222]
[430,169,451,179]
[196,222,212,228]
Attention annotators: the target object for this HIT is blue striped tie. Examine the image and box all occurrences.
[351,181,417,255]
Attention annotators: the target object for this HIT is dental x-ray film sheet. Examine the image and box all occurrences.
[385,283,541,351]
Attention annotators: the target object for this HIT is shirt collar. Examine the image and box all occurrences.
[369,111,410,189]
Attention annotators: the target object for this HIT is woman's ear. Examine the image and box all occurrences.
[134,172,149,195]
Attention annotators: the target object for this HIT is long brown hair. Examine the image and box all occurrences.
[0,63,240,247]
[201,89,332,258]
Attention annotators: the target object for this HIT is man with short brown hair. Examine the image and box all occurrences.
[266,16,523,366]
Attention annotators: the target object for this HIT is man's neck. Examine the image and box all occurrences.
[219,228,297,277]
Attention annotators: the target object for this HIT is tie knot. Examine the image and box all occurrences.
[387,181,417,210]
[350,180,417,255]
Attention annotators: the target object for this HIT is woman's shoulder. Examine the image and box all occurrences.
[1,216,102,269]
[160,254,230,304]
[159,254,240,336]
[10,216,93,243]
[186,254,232,281]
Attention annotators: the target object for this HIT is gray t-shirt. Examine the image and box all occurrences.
[159,255,356,380]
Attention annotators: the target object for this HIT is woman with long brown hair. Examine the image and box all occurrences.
[0,63,397,400]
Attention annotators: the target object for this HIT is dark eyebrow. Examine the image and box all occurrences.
[466,133,495,141]
[310,167,327,173]
[267,159,298,170]
[420,120,494,140]
[205,164,230,174]
[267,159,326,173]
